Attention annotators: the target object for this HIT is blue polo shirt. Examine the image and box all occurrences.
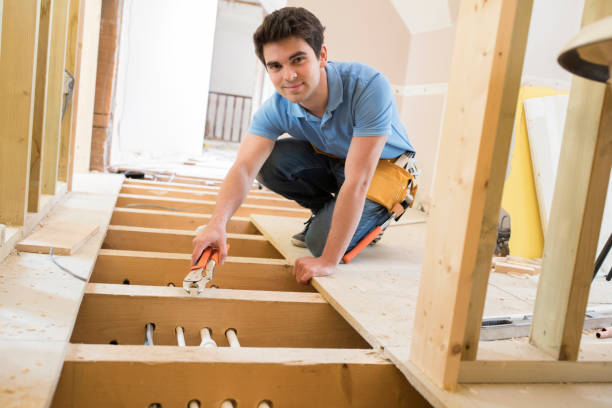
[248,61,414,159]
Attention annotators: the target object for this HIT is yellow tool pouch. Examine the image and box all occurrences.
[310,144,417,213]
[366,159,415,213]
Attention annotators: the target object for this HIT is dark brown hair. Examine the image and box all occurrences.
[253,7,325,65]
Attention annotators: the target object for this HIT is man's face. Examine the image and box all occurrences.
[262,36,327,105]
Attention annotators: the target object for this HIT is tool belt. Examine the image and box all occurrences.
[311,144,418,214]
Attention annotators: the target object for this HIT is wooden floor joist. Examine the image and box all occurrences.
[110,207,262,233]
[71,283,369,348]
[123,178,282,197]
[102,225,284,259]
[120,183,303,209]
[91,249,315,292]
[52,345,429,408]
[115,193,311,218]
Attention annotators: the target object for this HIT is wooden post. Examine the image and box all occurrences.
[58,0,80,182]
[530,0,612,361]
[409,0,532,390]
[28,0,54,213]
[41,0,70,195]
[0,0,42,225]
[67,0,85,191]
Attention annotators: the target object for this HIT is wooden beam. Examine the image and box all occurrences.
[57,0,80,181]
[70,283,369,348]
[40,0,69,195]
[123,178,283,197]
[110,207,261,233]
[410,0,532,390]
[91,249,315,292]
[28,0,53,213]
[102,225,284,259]
[66,0,85,191]
[0,0,41,225]
[52,345,427,408]
[530,1,612,361]
[115,193,311,218]
[461,0,533,360]
[459,360,612,383]
[120,184,302,208]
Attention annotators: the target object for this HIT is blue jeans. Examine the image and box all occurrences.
[256,139,389,257]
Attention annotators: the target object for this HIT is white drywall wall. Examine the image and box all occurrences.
[259,0,286,14]
[391,0,453,34]
[112,0,217,156]
[521,0,585,90]
[209,1,262,97]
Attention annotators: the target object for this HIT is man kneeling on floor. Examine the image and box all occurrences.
[192,7,415,284]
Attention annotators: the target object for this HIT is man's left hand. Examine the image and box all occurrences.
[293,256,336,285]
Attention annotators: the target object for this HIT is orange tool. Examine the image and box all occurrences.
[183,245,229,294]
[342,201,408,264]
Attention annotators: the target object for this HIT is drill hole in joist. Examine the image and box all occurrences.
[122,279,130,285]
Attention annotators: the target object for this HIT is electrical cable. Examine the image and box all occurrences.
[49,248,87,282]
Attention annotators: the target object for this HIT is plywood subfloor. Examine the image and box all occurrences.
[250,213,612,408]
[0,174,124,408]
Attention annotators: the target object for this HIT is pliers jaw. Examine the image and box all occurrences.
[182,266,207,294]
[183,247,225,295]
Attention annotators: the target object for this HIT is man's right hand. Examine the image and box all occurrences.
[191,222,228,266]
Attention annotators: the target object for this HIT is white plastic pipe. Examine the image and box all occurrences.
[225,329,240,348]
[144,323,155,346]
[257,401,272,408]
[200,328,217,348]
[220,400,236,408]
[176,326,186,347]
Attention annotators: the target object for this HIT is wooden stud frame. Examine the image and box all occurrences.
[0,0,82,264]
[411,0,612,393]
[40,0,70,195]
[0,0,41,226]
[410,0,533,390]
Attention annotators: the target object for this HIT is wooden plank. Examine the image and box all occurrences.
[459,360,612,384]
[110,207,262,234]
[0,0,41,225]
[120,184,303,208]
[122,178,283,198]
[530,1,612,361]
[57,0,80,181]
[71,283,370,349]
[28,0,54,213]
[16,219,98,255]
[461,0,533,361]
[0,174,123,408]
[52,345,428,408]
[102,225,283,259]
[66,0,85,191]
[40,0,70,195]
[410,0,533,389]
[115,193,311,218]
[91,249,315,292]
